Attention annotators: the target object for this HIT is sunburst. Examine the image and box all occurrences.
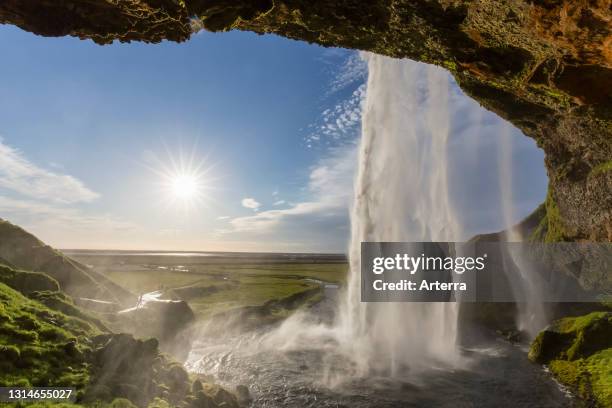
[144,141,216,213]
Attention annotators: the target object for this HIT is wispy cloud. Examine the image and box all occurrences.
[220,52,367,251]
[0,139,99,203]
[305,51,366,149]
[0,139,139,249]
[221,144,357,252]
[0,196,136,235]
[0,196,139,248]
[217,215,230,220]
[241,197,260,210]
[326,52,367,95]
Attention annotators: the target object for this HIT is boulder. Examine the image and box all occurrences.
[529,312,612,406]
[235,385,252,406]
[113,299,196,361]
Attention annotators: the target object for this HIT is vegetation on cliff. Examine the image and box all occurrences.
[0,262,239,407]
[529,312,612,407]
[0,220,134,306]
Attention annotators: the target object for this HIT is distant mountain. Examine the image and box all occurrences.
[0,219,135,306]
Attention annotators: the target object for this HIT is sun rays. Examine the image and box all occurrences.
[143,141,218,214]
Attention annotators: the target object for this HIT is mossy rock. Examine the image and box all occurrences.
[529,312,612,406]
[109,398,138,408]
[0,264,59,294]
[0,270,237,408]
[201,383,239,408]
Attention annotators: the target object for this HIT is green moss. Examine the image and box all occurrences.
[147,398,171,408]
[0,260,237,408]
[108,398,137,408]
[529,312,612,406]
[442,60,457,71]
[0,282,96,389]
[29,291,108,332]
[530,187,570,242]
[590,161,612,178]
[0,265,59,294]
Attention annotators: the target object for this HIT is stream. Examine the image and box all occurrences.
[185,286,577,408]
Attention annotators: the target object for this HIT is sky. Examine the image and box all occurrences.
[0,25,548,253]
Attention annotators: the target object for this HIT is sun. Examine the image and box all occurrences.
[162,168,207,208]
[144,143,216,212]
[171,174,199,200]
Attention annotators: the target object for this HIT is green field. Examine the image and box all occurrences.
[100,262,347,319]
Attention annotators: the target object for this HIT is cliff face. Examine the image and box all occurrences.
[1,0,610,240]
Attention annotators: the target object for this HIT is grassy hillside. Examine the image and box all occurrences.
[0,220,135,306]
[0,280,98,389]
[0,264,239,407]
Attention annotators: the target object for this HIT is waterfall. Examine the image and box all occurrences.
[498,123,550,337]
[337,54,462,374]
[258,52,549,381]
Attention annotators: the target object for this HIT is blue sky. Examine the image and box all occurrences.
[0,25,547,252]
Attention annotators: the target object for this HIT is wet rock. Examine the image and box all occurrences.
[202,383,240,408]
[63,339,81,357]
[495,329,527,344]
[235,384,252,406]
[113,299,195,361]
[85,333,190,407]
[191,390,218,408]
[192,379,204,393]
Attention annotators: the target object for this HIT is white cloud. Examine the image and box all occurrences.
[302,51,367,150]
[305,83,365,148]
[0,139,99,203]
[217,215,230,220]
[0,196,133,230]
[219,53,367,252]
[327,52,367,94]
[222,144,357,252]
[241,197,260,210]
[0,195,140,250]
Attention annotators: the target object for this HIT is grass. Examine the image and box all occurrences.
[0,282,98,390]
[0,275,237,407]
[102,262,347,319]
[104,270,210,294]
[188,275,319,319]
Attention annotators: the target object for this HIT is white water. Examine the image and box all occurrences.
[333,53,553,373]
[497,123,550,337]
[188,54,551,391]
[335,54,463,375]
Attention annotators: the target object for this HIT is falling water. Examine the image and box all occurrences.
[498,123,550,338]
[251,53,551,379]
[337,54,463,374]
[185,53,568,406]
